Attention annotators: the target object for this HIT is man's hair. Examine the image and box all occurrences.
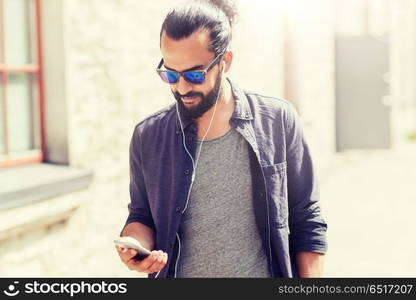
[160,0,238,56]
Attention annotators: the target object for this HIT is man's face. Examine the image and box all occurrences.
[160,29,223,119]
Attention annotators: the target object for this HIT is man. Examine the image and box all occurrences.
[116,0,327,278]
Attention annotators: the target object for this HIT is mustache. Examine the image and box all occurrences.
[173,91,203,99]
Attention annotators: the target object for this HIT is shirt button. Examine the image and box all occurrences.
[184,169,190,175]
[175,206,181,212]
[260,192,265,197]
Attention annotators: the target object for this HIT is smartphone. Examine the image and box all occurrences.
[114,236,151,260]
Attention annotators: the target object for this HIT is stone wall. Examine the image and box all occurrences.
[0,0,285,277]
[1,0,179,277]
[2,0,414,278]
[282,0,336,173]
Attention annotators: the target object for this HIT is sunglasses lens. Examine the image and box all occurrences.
[159,71,179,84]
[184,71,205,84]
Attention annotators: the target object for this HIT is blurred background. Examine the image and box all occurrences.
[0,0,415,277]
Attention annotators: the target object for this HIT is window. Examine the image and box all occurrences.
[0,0,92,213]
[0,0,45,168]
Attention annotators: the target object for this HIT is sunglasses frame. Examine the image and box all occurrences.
[156,52,224,84]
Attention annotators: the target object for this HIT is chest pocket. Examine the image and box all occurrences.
[262,161,288,228]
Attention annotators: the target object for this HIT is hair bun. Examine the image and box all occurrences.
[208,0,238,26]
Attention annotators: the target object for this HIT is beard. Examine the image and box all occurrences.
[173,70,223,119]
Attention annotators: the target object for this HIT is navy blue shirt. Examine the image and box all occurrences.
[123,80,328,278]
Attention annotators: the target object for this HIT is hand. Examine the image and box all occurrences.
[115,246,168,274]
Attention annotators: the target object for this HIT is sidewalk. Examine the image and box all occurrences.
[319,141,416,277]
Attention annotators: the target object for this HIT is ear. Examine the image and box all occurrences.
[222,50,233,73]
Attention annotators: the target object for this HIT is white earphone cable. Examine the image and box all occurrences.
[174,64,225,278]
[180,71,223,214]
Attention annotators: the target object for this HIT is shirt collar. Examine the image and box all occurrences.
[228,78,254,121]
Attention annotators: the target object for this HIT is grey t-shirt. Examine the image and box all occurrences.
[177,128,270,278]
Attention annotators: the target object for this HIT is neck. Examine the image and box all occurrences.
[195,78,234,140]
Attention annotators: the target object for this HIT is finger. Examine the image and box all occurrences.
[128,249,138,258]
[147,251,167,274]
[116,246,129,253]
[118,248,137,264]
[128,251,160,272]
[146,251,163,272]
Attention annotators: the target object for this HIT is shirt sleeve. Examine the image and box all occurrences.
[120,125,155,236]
[284,102,328,254]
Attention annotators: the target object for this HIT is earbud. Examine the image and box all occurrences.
[222,60,226,73]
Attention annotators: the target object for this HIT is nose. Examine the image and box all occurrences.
[175,75,192,96]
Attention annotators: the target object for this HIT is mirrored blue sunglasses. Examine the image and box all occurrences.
[156,52,224,85]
